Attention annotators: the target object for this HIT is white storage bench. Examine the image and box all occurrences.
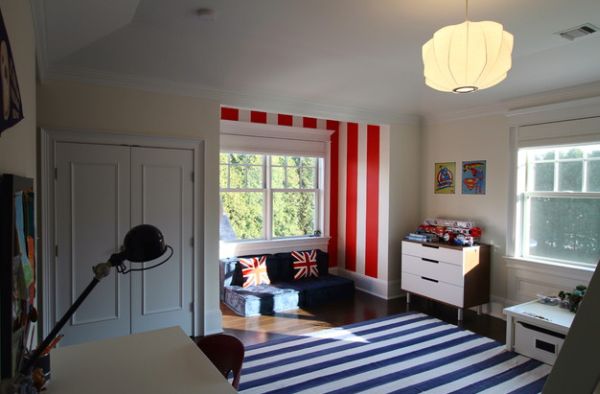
[504,300,575,365]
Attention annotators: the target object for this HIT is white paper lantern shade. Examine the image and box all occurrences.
[422,20,514,93]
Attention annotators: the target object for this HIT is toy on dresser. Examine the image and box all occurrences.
[408,218,483,246]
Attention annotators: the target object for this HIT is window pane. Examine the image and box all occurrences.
[219,153,228,164]
[533,163,554,191]
[588,160,600,192]
[219,165,228,188]
[272,155,286,166]
[229,153,262,165]
[271,166,285,188]
[558,147,584,160]
[300,167,316,188]
[558,162,583,192]
[247,166,263,188]
[221,192,264,240]
[286,167,300,189]
[528,197,600,265]
[586,147,600,158]
[301,157,317,167]
[228,165,246,188]
[532,150,555,161]
[272,192,315,237]
[288,156,302,166]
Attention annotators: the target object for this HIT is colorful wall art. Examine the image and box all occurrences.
[462,160,486,195]
[434,162,455,194]
[0,8,24,136]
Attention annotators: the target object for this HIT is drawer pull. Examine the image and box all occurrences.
[421,276,439,283]
[421,258,439,264]
[422,244,439,249]
[535,339,556,354]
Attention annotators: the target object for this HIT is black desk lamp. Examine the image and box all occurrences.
[21,224,173,376]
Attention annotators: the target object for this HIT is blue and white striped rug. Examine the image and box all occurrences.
[238,312,551,393]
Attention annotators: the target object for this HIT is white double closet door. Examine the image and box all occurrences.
[54,143,194,346]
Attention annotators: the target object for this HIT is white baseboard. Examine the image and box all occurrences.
[203,308,224,335]
[333,268,403,300]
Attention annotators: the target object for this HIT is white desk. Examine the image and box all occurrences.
[46,327,236,394]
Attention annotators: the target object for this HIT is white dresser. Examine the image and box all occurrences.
[401,240,491,320]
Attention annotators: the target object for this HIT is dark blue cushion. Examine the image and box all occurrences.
[273,249,329,280]
[274,274,354,308]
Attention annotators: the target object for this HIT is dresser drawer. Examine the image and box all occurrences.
[401,272,464,307]
[402,254,464,287]
[402,241,463,266]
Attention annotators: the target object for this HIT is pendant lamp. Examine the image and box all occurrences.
[422,0,513,93]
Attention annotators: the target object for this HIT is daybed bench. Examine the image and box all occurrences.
[220,250,354,317]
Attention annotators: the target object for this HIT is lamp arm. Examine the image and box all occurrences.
[20,258,117,375]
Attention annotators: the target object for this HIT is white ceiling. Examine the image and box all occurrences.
[32,0,600,122]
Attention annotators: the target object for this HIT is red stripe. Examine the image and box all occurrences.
[345,123,359,272]
[250,111,267,123]
[303,117,318,129]
[365,125,380,278]
[278,114,293,126]
[327,120,340,268]
[221,107,239,121]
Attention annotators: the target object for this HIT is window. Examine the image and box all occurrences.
[220,152,322,241]
[518,144,600,266]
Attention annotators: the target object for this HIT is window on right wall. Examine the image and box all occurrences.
[517,143,600,267]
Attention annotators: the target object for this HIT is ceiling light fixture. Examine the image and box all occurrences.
[422,0,514,93]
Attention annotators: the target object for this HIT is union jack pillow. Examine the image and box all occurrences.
[239,256,270,288]
[292,250,319,280]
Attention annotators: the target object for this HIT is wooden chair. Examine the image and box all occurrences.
[196,334,245,389]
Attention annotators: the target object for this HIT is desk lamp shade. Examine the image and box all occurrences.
[121,224,166,262]
[422,20,513,93]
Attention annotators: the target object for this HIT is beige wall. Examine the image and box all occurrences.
[421,114,510,304]
[37,80,222,334]
[388,121,422,293]
[0,0,36,178]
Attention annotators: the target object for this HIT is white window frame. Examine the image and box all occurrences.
[507,97,600,272]
[219,120,333,257]
[220,152,323,241]
[517,144,600,267]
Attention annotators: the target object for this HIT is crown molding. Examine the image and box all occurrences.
[29,0,49,82]
[42,64,422,127]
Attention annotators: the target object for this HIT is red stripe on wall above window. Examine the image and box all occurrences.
[250,111,268,124]
[365,125,380,278]
[327,120,340,268]
[278,114,294,126]
[221,107,239,121]
[345,123,359,273]
[303,117,318,129]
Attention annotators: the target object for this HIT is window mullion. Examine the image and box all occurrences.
[265,156,271,240]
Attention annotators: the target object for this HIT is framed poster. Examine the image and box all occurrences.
[0,7,24,136]
[434,162,455,194]
[462,160,486,195]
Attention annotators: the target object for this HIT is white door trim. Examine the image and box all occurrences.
[41,128,207,338]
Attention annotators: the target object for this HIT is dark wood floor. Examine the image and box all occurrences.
[221,291,506,347]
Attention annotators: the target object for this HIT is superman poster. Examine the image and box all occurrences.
[462,160,486,195]
[0,7,24,136]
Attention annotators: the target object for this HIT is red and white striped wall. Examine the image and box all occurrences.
[221,106,391,293]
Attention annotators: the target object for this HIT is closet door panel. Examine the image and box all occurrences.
[55,143,131,346]
[130,147,194,335]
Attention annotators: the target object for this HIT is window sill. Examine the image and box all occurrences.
[220,236,330,258]
[504,255,596,277]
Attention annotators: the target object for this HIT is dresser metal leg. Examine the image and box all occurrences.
[457,308,463,321]
[477,305,483,315]
[406,292,411,304]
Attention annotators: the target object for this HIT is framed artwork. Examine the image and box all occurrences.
[0,7,24,136]
[434,162,455,194]
[462,160,486,195]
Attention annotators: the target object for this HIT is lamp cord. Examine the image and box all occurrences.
[115,245,174,274]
